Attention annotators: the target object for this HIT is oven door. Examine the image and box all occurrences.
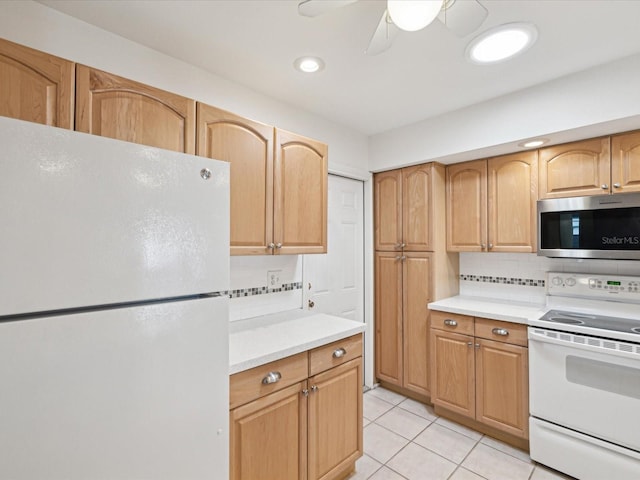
[529,327,640,452]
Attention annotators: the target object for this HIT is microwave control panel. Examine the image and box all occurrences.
[547,272,640,300]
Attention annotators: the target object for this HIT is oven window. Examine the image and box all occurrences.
[566,356,640,400]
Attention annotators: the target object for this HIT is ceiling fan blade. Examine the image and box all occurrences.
[298,0,359,17]
[437,0,488,37]
[365,10,399,56]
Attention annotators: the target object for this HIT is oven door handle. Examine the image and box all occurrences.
[528,328,640,361]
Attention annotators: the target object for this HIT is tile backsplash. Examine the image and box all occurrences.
[229,255,303,321]
[459,252,640,304]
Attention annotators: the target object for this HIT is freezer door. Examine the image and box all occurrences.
[0,117,229,316]
[0,296,229,480]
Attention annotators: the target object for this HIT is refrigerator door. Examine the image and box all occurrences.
[0,296,229,480]
[0,117,229,317]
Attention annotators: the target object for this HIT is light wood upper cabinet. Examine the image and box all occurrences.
[447,152,537,253]
[538,138,610,198]
[75,65,195,154]
[374,170,403,251]
[446,159,487,252]
[374,165,433,252]
[275,129,328,255]
[0,38,74,128]
[197,103,274,255]
[611,131,640,194]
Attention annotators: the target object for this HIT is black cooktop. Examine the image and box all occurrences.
[540,310,640,335]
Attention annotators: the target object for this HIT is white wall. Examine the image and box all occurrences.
[370,53,640,171]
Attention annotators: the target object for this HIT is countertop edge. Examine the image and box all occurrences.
[428,296,546,325]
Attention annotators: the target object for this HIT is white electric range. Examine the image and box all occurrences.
[528,272,640,480]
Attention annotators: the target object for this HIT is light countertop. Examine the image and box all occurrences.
[428,296,546,325]
[229,310,366,375]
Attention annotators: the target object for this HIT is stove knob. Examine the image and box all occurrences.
[552,276,563,286]
[565,277,576,287]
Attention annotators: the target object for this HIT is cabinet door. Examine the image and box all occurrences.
[197,103,274,255]
[375,252,403,386]
[403,252,432,396]
[75,65,195,154]
[538,138,610,198]
[430,329,475,418]
[374,170,403,251]
[230,381,308,480]
[274,129,328,254]
[475,339,529,439]
[611,131,640,194]
[308,358,363,480]
[487,151,538,253]
[446,160,487,252]
[0,38,74,128]
[403,164,433,251]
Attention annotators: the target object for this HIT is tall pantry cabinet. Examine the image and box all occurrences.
[374,163,458,399]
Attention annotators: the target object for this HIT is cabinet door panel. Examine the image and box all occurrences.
[274,129,328,254]
[430,329,475,418]
[403,253,432,396]
[403,165,433,251]
[76,65,195,154]
[446,160,487,252]
[476,339,529,438]
[539,138,610,198]
[308,358,363,480]
[375,252,403,386]
[611,131,640,194]
[374,170,403,251]
[197,103,274,255]
[230,381,307,480]
[487,151,538,252]
[0,38,74,128]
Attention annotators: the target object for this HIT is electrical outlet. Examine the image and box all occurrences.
[267,270,282,289]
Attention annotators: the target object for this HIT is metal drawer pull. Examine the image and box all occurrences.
[492,328,509,336]
[333,348,347,358]
[302,389,309,397]
[444,319,458,327]
[262,371,282,385]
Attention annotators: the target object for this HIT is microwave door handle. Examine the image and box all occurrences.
[528,329,639,362]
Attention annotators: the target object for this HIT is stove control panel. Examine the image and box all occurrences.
[547,272,640,300]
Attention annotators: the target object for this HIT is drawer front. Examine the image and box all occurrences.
[309,334,363,376]
[230,352,309,409]
[430,310,474,335]
[474,318,528,346]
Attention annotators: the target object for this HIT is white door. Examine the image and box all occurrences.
[304,175,364,322]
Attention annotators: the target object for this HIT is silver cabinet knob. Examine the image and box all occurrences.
[444,319,458,327]
[481,243,486,250]
[395,255,406,261]
[475,343,480,348]
[311,385,319,393]
[267,243,275,249]
[308,300,315,309]
[200,168,212,180]
[302,389,309,397]
[488,243,493,249]
[613,183,621,188]
[492,328,509,336]
[262,371,281,385]
[332,348,346,358]
[467,342,473,347]
[601,184,609,190]
[275,243,283,249]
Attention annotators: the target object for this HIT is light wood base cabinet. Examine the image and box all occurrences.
[230,335,363,480]
[430,311,529,440]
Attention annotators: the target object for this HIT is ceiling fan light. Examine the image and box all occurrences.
[387,0,443,32]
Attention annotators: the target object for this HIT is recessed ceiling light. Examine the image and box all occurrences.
[519,138,548,148]
[293,56,325,73]
[466,23,537,65]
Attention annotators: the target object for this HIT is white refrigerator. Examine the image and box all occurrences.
[0,117,230,479]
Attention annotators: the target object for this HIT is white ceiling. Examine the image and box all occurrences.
[38,0,640,136]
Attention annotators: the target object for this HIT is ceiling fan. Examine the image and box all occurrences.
[298,0,489,55]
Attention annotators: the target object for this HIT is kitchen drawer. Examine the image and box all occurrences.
[230,352,308,409]
[474,318,527,347]
[309,334,363,376]
[430,310,474,335]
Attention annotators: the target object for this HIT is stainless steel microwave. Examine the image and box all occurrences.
[537,192,640,260]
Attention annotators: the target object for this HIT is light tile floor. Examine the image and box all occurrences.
[350,387,576,480]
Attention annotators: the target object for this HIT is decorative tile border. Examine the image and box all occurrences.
[223,281,303,298]
[460,274,545,287]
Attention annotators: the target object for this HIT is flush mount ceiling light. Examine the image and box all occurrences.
[293,56,325,73]
[518,138,549,148]
[387,0,443,32]
[466,22,537,64]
